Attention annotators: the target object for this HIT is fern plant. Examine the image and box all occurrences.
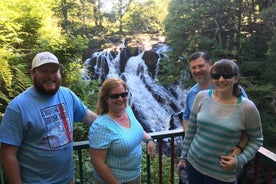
[0,61,31,122]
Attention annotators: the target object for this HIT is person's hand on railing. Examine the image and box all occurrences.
[146,139,156,160]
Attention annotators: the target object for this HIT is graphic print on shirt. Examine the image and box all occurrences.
[41,103,72,149]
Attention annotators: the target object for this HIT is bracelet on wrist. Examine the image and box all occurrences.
[236,145,244,152]
[145,138,155,145]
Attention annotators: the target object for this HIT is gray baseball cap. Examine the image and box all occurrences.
[32,52,63,69]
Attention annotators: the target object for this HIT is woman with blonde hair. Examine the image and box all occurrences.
[89,78,155,184]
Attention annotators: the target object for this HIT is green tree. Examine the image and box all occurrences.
[123,0,169,34]
[162,0,276,87]
[54,0,99,36]
[0,55,31,121]
[256,3,276,87]
[0,0,97,120]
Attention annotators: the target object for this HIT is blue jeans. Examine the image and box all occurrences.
[187,161,236,184]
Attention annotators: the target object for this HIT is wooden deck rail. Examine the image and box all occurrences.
[253,146,276,184]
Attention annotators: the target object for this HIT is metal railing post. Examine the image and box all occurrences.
[170,136,175,184]
[78,149,84,184]
[0,166,3,184]
[158,139,163,184]
[146,154,151,184]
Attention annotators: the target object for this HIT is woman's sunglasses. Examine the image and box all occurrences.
[109,92,129,99]
[211,73,234,80]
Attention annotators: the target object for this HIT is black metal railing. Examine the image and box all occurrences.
[72,129,184,184]
[146,129,184,184]
[0,163,3,184]
[0,129,275,184]
[72,129,276,184]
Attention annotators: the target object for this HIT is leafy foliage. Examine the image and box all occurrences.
[260,112,276,149]
[123,0,169,34]
[158,51,188,86]
[0,62,12,120]
[141,149,180,184]
[0,57,31,121]
[63,61,99,111]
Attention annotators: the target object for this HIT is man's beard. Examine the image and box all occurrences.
[33,77,61,95]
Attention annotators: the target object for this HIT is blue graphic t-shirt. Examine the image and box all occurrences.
[0,86,88,184]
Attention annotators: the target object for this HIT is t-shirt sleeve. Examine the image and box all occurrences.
[88,116,113,149]
[65,88,88,122]
[0,105,23,146]
[182,93,191,120]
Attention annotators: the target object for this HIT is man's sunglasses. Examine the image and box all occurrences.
[211,73,234,80]
[109,92,129,99]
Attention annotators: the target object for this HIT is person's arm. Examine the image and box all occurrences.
[223,101,263,170]
[0,143,22,184]
[82,109,97,126]
[177,92,204,175]
[182,120,188,132]
[239,85,248,99]
[231,131,248,156]
[89,148,120,184]
[143,132,156,160]
[220,132,249,170]
[182,91,192,132]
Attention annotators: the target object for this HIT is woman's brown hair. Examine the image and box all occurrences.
[210,59,242,97]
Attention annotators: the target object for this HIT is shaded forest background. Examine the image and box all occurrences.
[0,0,276,150]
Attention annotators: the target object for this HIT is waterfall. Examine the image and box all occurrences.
[85,43,186,132]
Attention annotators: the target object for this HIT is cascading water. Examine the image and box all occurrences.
[85,43,186,133]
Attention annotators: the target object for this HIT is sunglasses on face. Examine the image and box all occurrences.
[211,73,234,80]
[109,92,129,99]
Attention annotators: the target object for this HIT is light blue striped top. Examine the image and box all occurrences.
[180,90,263,182]
[89,106,144,183]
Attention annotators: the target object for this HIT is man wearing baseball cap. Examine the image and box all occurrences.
[0,51,97,184]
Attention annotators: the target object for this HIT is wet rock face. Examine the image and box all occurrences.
[85,34,166,80]
[83,35,185,132]
[142,50,159,78]
[87,47,158,81]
